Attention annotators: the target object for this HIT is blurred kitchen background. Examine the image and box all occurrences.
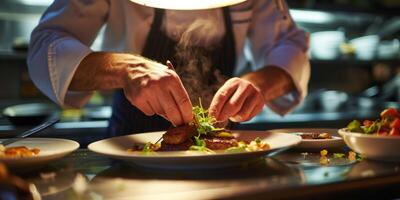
[0,0,399,146]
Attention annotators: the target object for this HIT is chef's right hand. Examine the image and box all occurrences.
[121,58,193,126]
[70,53,192,126]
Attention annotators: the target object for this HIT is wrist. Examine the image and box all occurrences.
[241,65,295,102]
[70,52,133,91]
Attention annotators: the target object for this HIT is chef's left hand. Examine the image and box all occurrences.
[209,77,264,122]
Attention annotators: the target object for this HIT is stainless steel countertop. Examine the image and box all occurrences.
[19,149,400,200]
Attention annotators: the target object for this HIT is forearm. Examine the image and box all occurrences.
[241,65,295,103]
[69,52,132,91]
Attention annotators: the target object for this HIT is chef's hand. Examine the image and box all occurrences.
[122,59,193,126]
[208,66,296,122]
[209,77,264,122]
[69,52,192,126]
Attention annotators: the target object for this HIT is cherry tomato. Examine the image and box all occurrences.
[378,128,389,135]
[391,118,400,129]
[389,128,400,136]
[363,120,373,127]
[380,108,400,118]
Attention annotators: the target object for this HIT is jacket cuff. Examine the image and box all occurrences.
[48,37,93,108]
[264,44,310,115]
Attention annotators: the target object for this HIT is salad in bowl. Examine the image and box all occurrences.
[338,108,400,162]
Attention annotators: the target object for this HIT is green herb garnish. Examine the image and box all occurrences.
[189,136,213,152]
[192,98,222,136]
[188,98,221,152]
[333,153,345,158]
[142,142,153,153]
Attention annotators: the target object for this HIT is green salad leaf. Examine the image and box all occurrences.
[347,120,363,133]
[362,120,380,134]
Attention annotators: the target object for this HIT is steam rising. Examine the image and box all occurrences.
[174,14,227,108]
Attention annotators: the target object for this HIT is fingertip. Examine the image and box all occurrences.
[216,113,228,122]
[208,105,219,119]
[229,115,243,122]
[183,112,194,124]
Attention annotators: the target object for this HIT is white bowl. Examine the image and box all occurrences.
[338,128,400,162]
[349,35,380,60]
[310,31,345,60]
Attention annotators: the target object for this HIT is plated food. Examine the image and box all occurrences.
[128,103,269,153]
[267,128,344,151]
[0,138,79,170]
[299,132,332,140]
[88,130,301,169]
[0,145,40,158]
[339,107,400,162]
[89,102,302,169]
[346,107,400,136]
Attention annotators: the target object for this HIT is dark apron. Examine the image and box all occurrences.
[108,7,236,137]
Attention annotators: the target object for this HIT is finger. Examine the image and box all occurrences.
[168,78,193,124]
[218,86,251,122]
[157,88,183,126]
[248,101,265,119]
[146,91,167,119]
[230,92,262,122]
[124,90,155,116]
[135,99,155,116]
[209,80,239,120]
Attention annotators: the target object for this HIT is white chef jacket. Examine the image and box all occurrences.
[27,0,310,115]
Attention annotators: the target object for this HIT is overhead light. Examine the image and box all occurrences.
[290,9,334,24]
[129,0,246,10]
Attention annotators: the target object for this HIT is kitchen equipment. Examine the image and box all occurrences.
[310,31,345,60]
[350,35,380,60]
[2,103,59,126]
[128,0,246,10]
[377,39,400,59]
[318,90,349,112]
[0,117,59,146]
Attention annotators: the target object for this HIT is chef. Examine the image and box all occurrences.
[27,0,310,137]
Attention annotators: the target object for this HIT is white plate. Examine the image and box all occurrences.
[0,138,80,170]
[88,130,301,169]
[266,128,345,151]
[339,128,400,162]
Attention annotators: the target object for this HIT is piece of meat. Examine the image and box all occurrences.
[300,132,332,139]
[202,137,238,150]
[159,139,194,151]
[162,124,197,145]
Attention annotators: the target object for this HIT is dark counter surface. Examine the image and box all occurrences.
[18,149,400,200]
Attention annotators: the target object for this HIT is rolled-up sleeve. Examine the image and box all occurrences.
[248,0,310,115]
[27,0,109,108]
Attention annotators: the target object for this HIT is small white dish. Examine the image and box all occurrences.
[0,138,80,170]
[338,128,400,162]
[88,130,301,169]
[267,128,345,151]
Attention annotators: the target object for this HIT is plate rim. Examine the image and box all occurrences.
[265,128,345,150]
[0,138,80,161]
[266,128,343,141]
[88,130,302,159]
[338,128,400,139]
